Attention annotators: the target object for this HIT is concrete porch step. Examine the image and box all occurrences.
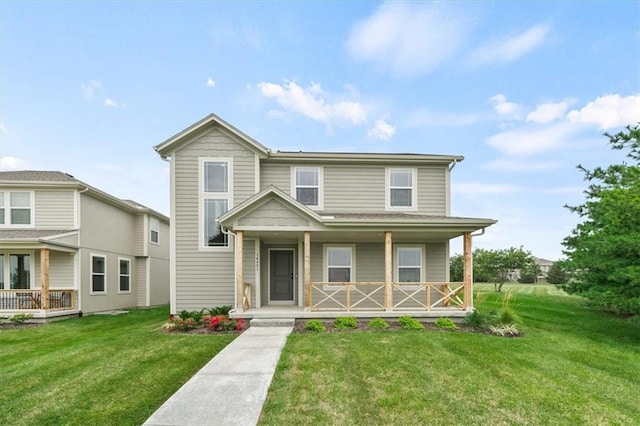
[250,318,295,328]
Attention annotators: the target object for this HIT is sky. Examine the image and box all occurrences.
[1,1,639,261]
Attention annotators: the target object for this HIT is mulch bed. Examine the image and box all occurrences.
[292,319,477,333]
[0,322,43,330]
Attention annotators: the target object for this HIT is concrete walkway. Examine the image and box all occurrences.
[144,322,293,426]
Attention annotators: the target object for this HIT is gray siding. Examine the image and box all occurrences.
[32,250,75,289]
[173,127,258,311]
[136,257,148,306]
[149,257,169,306]
[79,194,136,254]
[34,190,75,228]
[242,241,256,308]
[260,162,448,214]
[237,199,310,227]
[425,242,447,282]
[134,215,145,256]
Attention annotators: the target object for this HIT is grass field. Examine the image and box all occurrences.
[0,307,234,426]
[260,284,640,425]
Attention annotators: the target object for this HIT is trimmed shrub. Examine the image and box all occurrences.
[305,319,326,332]
[398,316,424,330]
[334,316,357,329]
[368,317,389,330]
[435,317,458,330]
[9,313,34,324]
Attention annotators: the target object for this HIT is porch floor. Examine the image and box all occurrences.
[232,306,472,320]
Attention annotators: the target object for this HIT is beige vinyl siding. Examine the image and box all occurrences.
[242,241,256,308]
[417,166,447,215]
[79,195,136,254]
[173,127,258,311]
[425,242,447,282]
[134,215,145,256]
[261,162,447,214]
[148,218,169,260]
[136,257,148,306]
[149,257,169,306]
[46,233,79,246]
[354,243,385,281]
[34,190,75,228]
[32,250,75,289]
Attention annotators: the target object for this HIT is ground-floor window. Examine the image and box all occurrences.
[0,252,32,289]
[119,258,131,293]
[91,254,106,294]
[396,246,423,282]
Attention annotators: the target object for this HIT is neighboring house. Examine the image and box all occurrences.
[155,114,496,318]
[535,257,555,282]
[0,171,170,318]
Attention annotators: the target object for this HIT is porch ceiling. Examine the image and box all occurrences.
[242,228,473,243]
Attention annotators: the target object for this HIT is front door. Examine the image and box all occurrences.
[269,250,294,302]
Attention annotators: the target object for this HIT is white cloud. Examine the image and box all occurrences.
[346,1,470,76]
[486,123,573,156]
[0,122,7,134]
[452,182,522,195]
[82,80,103,99]
[0,156,30,170]
[257,80,367,126]
[490,94,521,117]
[367,119,396,141]
[404,109,488,127]
[104,98,126,108]
[526,99,573,124]
[483,158,560,172]
[566,94,640,129]
[206,78,216,88]
[469,23,551,67]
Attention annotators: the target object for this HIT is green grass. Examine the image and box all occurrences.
[0,306,235,426]
[260,284,640,425]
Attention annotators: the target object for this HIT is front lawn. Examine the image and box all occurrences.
[0,306,235,426]
[260,284,640,425]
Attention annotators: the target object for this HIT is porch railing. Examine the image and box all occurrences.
[0,289,77,311]
[307,282,466,312]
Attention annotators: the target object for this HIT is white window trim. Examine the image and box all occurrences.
[322,244,356,291]
[118,257,131,294]
[90,253,107,295]
[149,217,160,245]
[394,245,425,290]
[385,168,417,211]
[0,251,35,289]
[0,190,35,228]
[198,157,233,251]
[291,166,324,210]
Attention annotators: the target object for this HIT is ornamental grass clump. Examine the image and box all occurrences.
[398,316,425,330]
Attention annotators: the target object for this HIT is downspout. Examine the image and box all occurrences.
[220,224,238,314]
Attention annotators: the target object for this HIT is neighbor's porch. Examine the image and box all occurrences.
[0,248,78,318]
[232,230,473,319]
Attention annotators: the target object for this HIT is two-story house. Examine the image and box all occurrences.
[0,171,170,318]
[155,114,496,318]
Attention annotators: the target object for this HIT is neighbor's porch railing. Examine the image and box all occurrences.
[306,282,466,312]
[0,289,77,311]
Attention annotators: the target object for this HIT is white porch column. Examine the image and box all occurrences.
[235,231,244,313]
[463,231,473,309]
[384,231,393,311]
[41,248,50,310]
[304,231,311,311]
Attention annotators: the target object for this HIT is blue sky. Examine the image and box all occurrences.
[1,1,638,260]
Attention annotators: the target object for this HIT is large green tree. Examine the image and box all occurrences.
[562,124,640,317]
[473,247,539,292]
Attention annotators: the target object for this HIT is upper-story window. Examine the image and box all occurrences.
[150,217,160,244]
[200,158,233,249]
[292,167,323,209]
[386,168,417,210]
[0,191,34,227]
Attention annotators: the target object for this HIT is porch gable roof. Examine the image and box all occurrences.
[218,185,325,230]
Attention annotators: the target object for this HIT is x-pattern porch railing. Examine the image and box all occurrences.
[308,282,466,312]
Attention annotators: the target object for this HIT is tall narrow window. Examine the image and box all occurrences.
[150,217,159,244]
[91,255,106,293]
[387,168,416,209]
[119,259,131,293]
[293,167,322,208]
[397,247,422,282]
[200,158,232,248]
[0,193,5,225]
[10,254,31,289]
[0,254,4,289]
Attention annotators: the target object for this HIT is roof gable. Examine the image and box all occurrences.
[154,113,270,158]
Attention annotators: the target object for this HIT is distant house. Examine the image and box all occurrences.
[155,114,496,318]
[535,257,555,282]
[0,171,170,318]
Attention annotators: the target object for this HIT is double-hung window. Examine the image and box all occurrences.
[119,258,131,293]
[292,167,322,209]
[91,254,106,294]
[324,245,355,290]
[386,168,416,210]
[201,158,232,249]
[396,246,423,283]
[0,191,34,227]
[150,217,159,244]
